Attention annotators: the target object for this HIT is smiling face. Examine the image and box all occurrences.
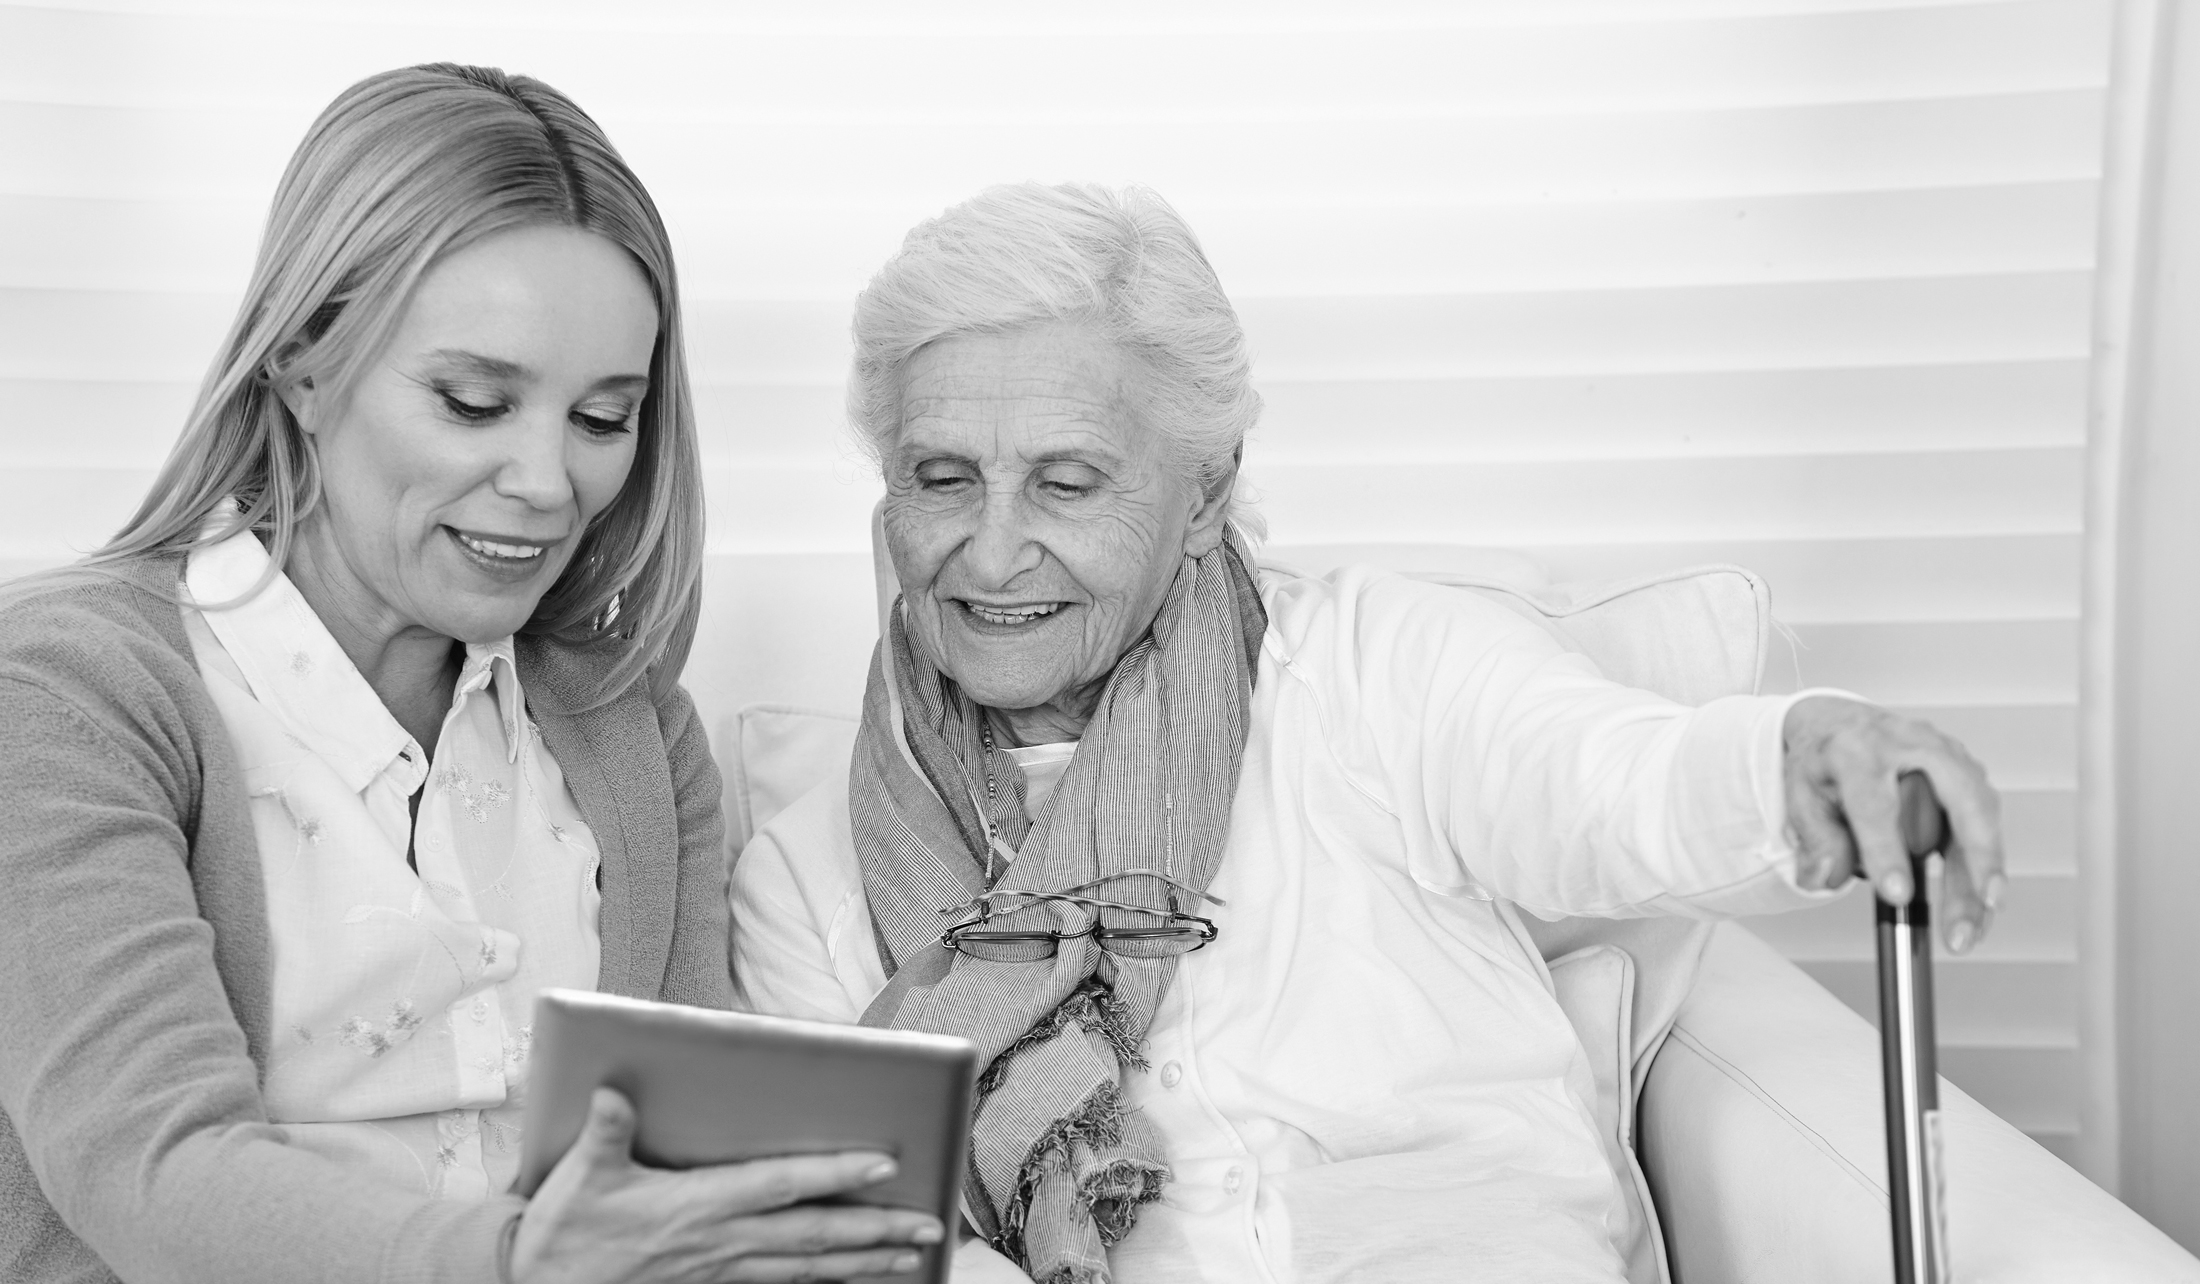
[882,322,1233,743]
[283,224,657,654]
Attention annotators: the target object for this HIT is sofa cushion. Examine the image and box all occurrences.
[723,704,859,856]
[1549,944,1667,1284]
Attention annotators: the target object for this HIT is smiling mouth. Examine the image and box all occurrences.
[959,600,1065,627]
[447,527,555,566]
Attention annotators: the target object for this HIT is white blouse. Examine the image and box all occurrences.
[181,525,603,1199]
[733,565,1841,1284]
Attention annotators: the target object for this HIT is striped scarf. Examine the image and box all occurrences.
[849,538,1266,1283]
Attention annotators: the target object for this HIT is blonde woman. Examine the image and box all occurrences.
[0,65,938,1283]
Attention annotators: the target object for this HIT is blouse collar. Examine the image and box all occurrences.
[185,524,528,791]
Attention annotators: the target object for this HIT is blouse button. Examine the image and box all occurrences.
[1160,1061,1183,1089]
[1223,1165,1243,1195]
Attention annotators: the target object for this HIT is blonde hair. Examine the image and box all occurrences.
[849,182,1263,537]
[99,63,704,699]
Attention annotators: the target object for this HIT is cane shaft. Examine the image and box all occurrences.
[1879,773,1952,1284]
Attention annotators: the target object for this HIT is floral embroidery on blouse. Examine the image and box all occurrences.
[337,1000,423,1057]
[437,761,511,822]
[481,1113,520,1154]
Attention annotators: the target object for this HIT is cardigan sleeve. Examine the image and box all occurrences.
[0,660,519,1283]
[651,679,734,1010]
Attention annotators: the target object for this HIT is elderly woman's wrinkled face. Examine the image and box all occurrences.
[285,225,655,647]
[883,322,1230,734]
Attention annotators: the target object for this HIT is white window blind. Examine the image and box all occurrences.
[0,0,2102,1167]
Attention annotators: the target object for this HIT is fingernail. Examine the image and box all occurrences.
[912,1223,944,1245]
[1881,869,1913,904]
[894,1253,923,1272]
[867,1160,898,1182]
[1984,873,2007,910]
[1949,919,1975,954]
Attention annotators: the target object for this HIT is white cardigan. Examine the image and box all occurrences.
[732,565,1836,1284]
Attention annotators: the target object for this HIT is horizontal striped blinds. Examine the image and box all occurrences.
[0,0,2103,1166]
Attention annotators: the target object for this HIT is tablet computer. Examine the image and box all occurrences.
[517,989,979,1284]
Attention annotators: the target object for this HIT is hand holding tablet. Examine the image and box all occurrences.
[513,1085,941,1283]
[514,990,980,1284]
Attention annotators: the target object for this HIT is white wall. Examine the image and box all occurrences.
[0,0,2112,1184]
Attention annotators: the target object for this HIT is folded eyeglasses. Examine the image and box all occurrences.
[937,868,1222,963]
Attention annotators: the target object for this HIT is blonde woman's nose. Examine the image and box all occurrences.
[492,416,580,511]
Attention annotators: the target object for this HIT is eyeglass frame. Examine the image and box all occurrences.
[936,890,1220,960]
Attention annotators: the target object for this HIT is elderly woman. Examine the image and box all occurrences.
[731,183,2004,1283]
[0,65,939,1282]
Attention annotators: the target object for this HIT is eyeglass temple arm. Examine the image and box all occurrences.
[938,867,1228,924]
[1059,868,1227,907]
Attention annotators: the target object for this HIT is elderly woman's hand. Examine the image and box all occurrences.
[1782,695,2006,952]
[512,1088,943,1284]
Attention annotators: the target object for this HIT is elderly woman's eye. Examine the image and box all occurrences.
[1037,466,1103,499]
[912,462,976,492]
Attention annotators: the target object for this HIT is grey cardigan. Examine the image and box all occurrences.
[0,556,731,1283]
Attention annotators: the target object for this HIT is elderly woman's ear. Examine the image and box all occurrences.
[1182,454,1239,558]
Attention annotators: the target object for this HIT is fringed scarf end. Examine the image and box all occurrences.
[1081,1157,1170,1245]
[1000,1082,1140,1265]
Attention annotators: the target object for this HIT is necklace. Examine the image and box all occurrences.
[973,716,1013,883]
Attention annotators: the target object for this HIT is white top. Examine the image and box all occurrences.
[1002,741,1078,828]
[181,525,603,1199]
[731,565,1836,1284]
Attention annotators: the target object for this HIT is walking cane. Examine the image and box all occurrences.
[1881,771,1954,1284]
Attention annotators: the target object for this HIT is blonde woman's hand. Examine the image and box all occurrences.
[512,1087,943,1284]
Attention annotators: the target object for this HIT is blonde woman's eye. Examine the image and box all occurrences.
[575,410,634,437]
[439,391,505,421]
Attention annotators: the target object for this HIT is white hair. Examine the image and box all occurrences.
[848,182,1262,537]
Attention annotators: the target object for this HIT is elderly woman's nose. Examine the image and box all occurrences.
[958,491,1044,585]
[490,416,580,511]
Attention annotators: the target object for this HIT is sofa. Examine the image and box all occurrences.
[695,545,2200,1283]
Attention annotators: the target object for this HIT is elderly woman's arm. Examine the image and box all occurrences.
[0,660,518,1282]
[1312,567,1846,922]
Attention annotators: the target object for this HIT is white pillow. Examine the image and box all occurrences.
[722,703,858,858]
[1399,563,1769,709]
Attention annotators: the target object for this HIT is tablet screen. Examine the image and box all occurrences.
[518,990,978,1284]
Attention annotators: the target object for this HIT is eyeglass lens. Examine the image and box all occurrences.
[944,915,1216,962]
